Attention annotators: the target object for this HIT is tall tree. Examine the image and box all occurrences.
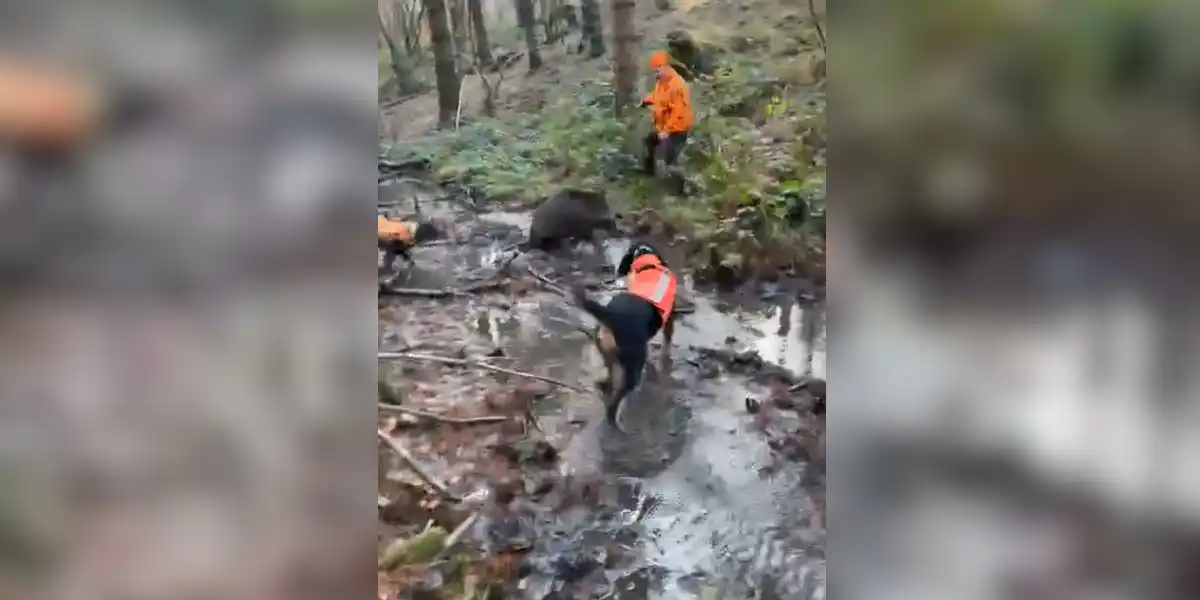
[467,0,493,67]
[425,0,460,127]
[514,0,543,71]
[391,0,426,54]
[448,0,469,68]
[379,11,421,95]
[579,0,605,58]
[611,0,637,113]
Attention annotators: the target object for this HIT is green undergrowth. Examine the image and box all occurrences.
[383,48,826,280]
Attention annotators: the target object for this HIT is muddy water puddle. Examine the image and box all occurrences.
[379,204,825,599]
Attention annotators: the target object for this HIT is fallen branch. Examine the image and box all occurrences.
[434,510,481,560]
[380,280,507,298]
[379,403,509,425]
[379,351,587,392]
[382,287,472,298]
[377,429,460,501]
[526,264,570,296]
[379,91,426,111]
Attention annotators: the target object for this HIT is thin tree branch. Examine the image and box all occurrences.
[378,351,587,392]
[434,510,481,560]
[379,280,507,297]
[526,264,570,296]
[377,429,460,501]
[379,403,510,425]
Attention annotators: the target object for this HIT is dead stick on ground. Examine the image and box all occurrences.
[383,288,473,298]
[381,281,506,298]
[379,404,509,425]
[378,351,587,393]
[377,429,460,501]
[526,265,570,296]
[435,510,481,560]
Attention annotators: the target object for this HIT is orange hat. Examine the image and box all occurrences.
[648,50,669,68]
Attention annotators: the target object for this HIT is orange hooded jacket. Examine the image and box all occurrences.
[643,53,693,134]
[626,253,677,323]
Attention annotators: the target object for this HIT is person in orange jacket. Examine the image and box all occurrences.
[640,50,693,195]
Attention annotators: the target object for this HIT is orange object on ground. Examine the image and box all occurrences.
[377,215,414,243]
[625,253,677,323]
[0,60,106,153]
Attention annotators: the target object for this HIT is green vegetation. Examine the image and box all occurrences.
[383,25,827,281]
[276,0,367,25]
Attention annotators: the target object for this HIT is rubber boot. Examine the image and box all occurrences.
[666,166,687,197]
[641,152,656,176]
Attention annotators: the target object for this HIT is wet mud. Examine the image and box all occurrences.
[378,179,825,599]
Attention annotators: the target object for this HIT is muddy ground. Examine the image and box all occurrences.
[377,178,825,600]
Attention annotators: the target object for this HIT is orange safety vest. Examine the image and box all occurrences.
[377,215,414,243]
[626,254,677,323]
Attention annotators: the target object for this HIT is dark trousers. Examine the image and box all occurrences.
[642,131,688,173]
[642,132,689,195]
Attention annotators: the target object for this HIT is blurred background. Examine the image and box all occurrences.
[834,1,1200,599]
[0,2,378,599]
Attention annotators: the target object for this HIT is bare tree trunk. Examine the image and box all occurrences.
[539,0,552,43]
[411,3,427,52]
[396,0,425,54]
[611,0,637,114]
[425,0,460,127]
[515,0,543,71]
[380,11,422,96]
[467,0,493,67]
[579,0,605,58]
[449,0,469,68]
